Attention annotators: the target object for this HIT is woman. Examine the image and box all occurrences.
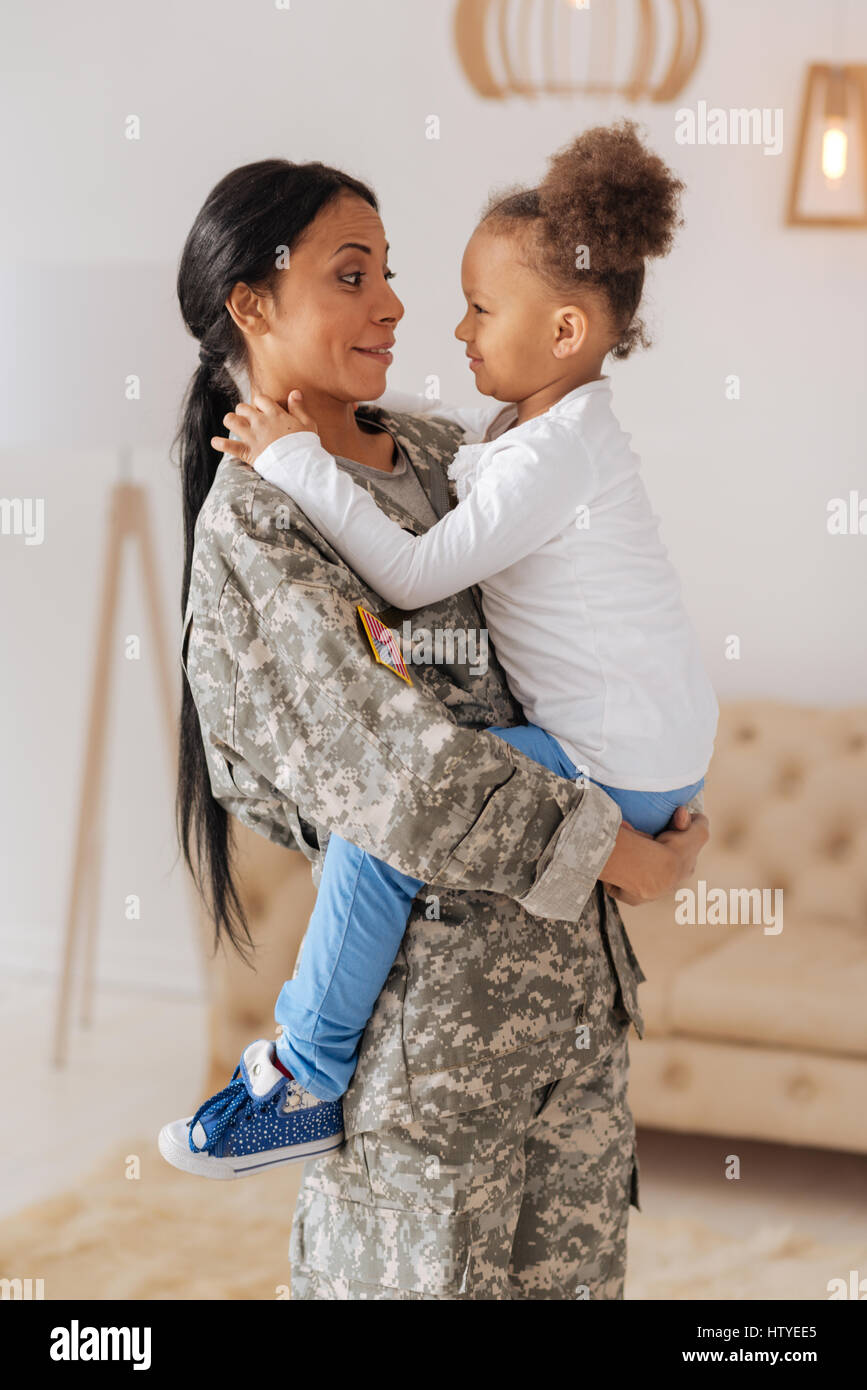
[174,158,709,1299]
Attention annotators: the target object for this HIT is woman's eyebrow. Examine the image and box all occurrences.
[330,241,390,259]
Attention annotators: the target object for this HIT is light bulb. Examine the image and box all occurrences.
[822,126,848,181]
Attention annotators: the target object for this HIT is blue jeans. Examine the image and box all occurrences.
[275,722,704,1099]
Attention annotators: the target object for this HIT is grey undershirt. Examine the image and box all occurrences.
[333,426,439,532]
[222,360,439,531]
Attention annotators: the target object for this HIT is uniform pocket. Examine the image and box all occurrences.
[290,1187,474,1297]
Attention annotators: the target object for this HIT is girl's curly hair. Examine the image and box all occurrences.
[482,120,685,359]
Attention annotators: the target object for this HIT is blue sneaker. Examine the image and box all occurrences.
[158,1039,344,1179]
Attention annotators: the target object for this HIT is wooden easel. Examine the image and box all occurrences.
[52,458,203,1066]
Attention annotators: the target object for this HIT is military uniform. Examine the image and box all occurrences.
[183,405,699,1298]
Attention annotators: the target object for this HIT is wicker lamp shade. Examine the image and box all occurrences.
[453,0,704,102]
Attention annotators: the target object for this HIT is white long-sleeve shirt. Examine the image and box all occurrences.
[254,378,719,791]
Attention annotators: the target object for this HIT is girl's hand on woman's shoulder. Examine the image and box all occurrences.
[211,390,319,468]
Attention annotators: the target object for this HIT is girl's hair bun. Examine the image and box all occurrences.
[538,119,684,274]
[482,120,684,357]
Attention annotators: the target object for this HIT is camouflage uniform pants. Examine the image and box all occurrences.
[288,1008,639,1300]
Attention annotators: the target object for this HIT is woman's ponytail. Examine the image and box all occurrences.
[177,360,235,617]
[172,159,379,959]
[174,356,251,960]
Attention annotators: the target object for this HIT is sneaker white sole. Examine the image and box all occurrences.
[158,1119,344,1180]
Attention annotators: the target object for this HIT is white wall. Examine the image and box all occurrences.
[1,0,865,989]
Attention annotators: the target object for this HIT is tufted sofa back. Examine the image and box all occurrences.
[699,701,867,928]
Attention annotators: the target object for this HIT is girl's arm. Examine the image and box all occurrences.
[362,388,511,444]
[255,419,592,609]
[196,541,707,921]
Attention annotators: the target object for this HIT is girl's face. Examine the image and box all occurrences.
[237,193,404,406]
[455,224,602,404]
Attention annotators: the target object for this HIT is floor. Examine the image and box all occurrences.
[633,1126,866,1249]
[3,975,866,1299]
[0,975,209,1222]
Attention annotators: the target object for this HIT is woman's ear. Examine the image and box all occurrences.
[225,282,270,342]
[552,305,589,360]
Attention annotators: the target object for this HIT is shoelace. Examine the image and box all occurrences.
[188,1070,285,1153]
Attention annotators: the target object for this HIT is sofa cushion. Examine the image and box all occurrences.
[622,899,752,1034]
[629,1036,867,1153]
[667,915,867,1057]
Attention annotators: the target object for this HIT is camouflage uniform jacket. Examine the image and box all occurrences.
[182,405,657,1139]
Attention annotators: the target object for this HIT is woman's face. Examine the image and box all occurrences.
[241,192,404,405]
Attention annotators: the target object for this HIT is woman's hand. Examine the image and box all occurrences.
[600,803,710,906]
[211,390,319,467]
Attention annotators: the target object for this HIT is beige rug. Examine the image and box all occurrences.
[1,1137,863,1300]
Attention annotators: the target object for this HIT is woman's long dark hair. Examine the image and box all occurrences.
[173,159,379,959]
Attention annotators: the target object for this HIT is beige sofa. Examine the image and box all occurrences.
[622,700,867,1155]
[202,700,867,1155]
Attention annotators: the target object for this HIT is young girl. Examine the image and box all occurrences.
[159,121,718,1179]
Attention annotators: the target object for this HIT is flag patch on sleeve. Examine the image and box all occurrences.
[357,605,413,685]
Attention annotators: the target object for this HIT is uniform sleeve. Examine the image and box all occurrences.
[214,555,621,924]
[255,423,592,609]
[362,389,509,443]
